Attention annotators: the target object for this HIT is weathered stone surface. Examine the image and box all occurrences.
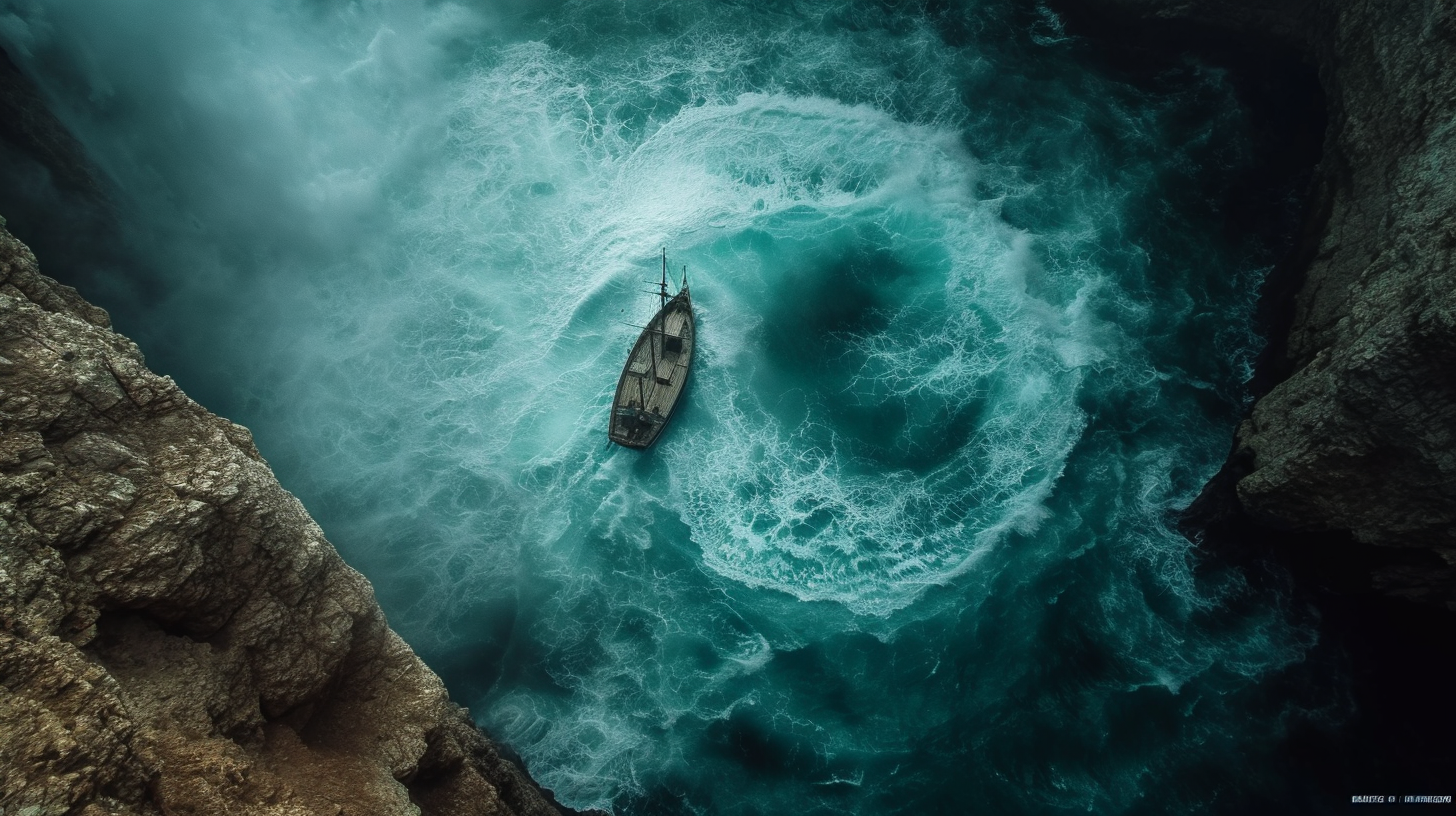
[0,223,562,815]
[1065,0,1456,608]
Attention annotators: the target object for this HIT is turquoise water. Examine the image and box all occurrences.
[3,0,1329,812]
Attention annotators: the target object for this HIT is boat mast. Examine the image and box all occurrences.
[654,248,669,381]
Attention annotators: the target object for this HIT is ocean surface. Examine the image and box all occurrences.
[2,0,1339,812]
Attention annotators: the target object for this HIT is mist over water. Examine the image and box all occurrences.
[3,0,1335,812]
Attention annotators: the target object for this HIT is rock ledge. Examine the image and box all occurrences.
[1062,0,1456,609]
[0,222,560,816]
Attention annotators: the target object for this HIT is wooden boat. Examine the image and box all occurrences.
[609,250,694,448]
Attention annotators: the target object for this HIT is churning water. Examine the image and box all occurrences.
[2,0,1334,812]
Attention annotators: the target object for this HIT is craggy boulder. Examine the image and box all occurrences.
[1064,0,1456,607]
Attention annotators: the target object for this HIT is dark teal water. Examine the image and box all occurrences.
[2,0,1335,812]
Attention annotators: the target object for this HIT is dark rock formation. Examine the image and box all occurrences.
[1061,0,1456,609]
[0,223,562,815]
[0,47,100,198]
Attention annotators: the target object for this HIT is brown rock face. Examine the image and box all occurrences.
[1063,0,1456,608]
[0,223,560,815]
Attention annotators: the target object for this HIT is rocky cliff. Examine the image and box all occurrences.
[1062,0,1456,609]
[0,223,561,815]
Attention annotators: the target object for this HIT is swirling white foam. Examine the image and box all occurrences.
[0,1,1326,812]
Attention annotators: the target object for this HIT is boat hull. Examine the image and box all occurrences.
[608,290,694,448]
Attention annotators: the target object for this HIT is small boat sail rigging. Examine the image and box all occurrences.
[609,249,695,449]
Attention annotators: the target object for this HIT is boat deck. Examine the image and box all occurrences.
[610,292,694,448]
